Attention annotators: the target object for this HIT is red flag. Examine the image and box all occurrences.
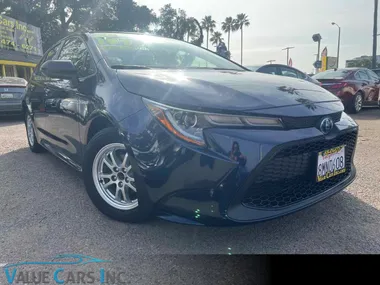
[288,58,293,67]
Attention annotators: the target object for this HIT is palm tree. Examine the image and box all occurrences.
[184,18,198,42]
[221,17,235,50]
[201,15,216,49]
[234,13,250,65]
[210,31,224,46]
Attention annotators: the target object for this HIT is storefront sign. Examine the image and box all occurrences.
[0,15,43,56]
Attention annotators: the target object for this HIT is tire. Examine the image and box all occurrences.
[83,128,152,223]
[348,92,363,114]
[25,112,45,153]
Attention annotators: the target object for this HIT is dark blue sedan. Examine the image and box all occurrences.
[23,32,358,226]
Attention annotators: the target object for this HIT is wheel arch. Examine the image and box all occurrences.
[86,114,118,145]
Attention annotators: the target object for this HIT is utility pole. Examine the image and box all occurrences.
[373,0,378,68]
[267,60,276,64]
[314,53,318,73]
[282,47,294,65]
[312,34,322,73]
[332,22,341,68]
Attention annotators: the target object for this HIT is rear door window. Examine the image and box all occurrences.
[257,65,278,75]
[279,66,298,78]
[366,69,379,81]
[356,70,370,81]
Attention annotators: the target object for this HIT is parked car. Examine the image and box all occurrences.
[23,32,358,226]
[246,64,321,86]
[313,68,380,113]
[371,68,380,78]
[371,68,380,107]
[0,77,27,116]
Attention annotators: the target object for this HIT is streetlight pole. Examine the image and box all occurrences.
[373,0,378,69]
[331,22,341,68]
[282,47,294,65]
[312,33,322,73]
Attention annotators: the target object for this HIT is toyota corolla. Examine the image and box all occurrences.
[23,32,358,226]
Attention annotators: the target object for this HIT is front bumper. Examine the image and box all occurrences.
[120,108,358,226]
[0,101,22,115]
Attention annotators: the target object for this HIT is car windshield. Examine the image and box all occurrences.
[312,69,353,80]
[91,33,245,71]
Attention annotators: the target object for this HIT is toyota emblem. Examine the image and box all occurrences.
[320,117,334,134]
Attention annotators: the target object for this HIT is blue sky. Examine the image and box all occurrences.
[136,0,375,73]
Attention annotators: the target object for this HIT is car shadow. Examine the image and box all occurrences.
[0,147,379,255]
[0,115,24,127]
[351,107,380,121]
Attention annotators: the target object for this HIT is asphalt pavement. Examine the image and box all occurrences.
[0,109,380,282]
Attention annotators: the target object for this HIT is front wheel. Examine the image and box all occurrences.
[83,128,152,223]
[25,113,45,153]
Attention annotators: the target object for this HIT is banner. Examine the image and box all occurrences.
[321,47,328,71]
[0,15,43,56]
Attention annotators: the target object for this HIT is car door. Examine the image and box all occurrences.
[365,69,380,104]
[42,37,94,168]
[25,41,63,145]
[355,70,372,103]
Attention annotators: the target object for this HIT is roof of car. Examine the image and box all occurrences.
[0,77,27,87]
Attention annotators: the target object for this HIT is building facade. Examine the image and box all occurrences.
[0,15,43,80]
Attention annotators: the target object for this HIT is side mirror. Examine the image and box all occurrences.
[40,60,77,80]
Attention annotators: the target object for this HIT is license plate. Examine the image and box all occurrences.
[317,145,346,182]
[1,93,13,99]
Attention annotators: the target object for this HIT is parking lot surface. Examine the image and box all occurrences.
[0,109,379,262]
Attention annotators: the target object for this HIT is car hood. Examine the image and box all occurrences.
[116,69,340,114]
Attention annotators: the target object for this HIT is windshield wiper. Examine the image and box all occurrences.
[110,65,152,70]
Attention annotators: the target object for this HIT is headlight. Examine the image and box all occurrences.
[143,98,283,146]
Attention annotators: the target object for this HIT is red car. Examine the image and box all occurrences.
[312,68,380,113]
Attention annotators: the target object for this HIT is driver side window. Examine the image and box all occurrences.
[176,51,217,68]
[190,56,217,68]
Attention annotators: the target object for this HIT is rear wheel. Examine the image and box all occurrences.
[25,113,45,153]
[83,128,152,223]
[348,92,363,114]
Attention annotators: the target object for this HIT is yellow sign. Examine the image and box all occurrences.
[320,47,328,72]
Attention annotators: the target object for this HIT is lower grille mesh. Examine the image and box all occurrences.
[242,130,357,209]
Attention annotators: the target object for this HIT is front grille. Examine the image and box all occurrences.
[242,130,357,209]
[281,112,342,129]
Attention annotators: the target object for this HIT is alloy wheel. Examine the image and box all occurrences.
[26,115,35,146]
[355,94,363,112]
[92,143,138,210]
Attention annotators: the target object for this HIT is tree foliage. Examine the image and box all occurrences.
[155,4,201,44]
[234,13,250,64]
[0,0,248,58]
[201,15,216,49]
[210,31,223,46]
[0,0,156,51]
[221,16,236,50]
